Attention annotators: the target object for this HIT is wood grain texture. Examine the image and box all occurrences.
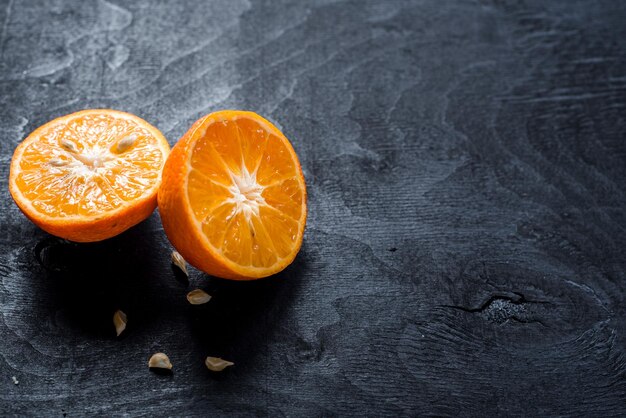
[1,0,625,416]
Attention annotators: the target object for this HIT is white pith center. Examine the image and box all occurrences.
[72,147,112,169]
[227,165,266,220]
[51,146,115,178]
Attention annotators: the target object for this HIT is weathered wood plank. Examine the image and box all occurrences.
[0,0,625,416]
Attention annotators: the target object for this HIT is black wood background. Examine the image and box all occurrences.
[1,0,625,416]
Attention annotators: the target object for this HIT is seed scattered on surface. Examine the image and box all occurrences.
[113,310,127,337]
[171,250,188,276]
[186,289,212,305]
[11,376,19,385]
[148,352,172,370]
[116,134,137,153]
[60,139,77,152]
[49,158,68,167]
[205,357,234,372]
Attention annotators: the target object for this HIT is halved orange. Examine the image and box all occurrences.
[9,109,170,242]
[158,110,307,280]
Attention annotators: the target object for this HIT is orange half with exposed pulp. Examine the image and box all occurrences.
[9,109,170,242]
[158,110,307,280]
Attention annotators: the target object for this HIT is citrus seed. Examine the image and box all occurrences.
[186,289,211,305]
[205,357,234,371]
[113,310,127,337]
[49,158,68,167]
[171,250,188,276]
[116,134,137,153]
[148,352,172,370]
[60,139,77,152]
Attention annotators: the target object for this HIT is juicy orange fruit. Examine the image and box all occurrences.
[9,109,170,242]
[158,110,307,280]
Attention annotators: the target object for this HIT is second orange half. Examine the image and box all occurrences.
[158,110,307,280]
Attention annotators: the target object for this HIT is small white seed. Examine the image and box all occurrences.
[49,158,68,167]
[115,134,137,153]
[148,352,173,370]
[113,310,127,337]
[60,139,77,152]
[205,357,234,372]
[11,376,19,385]
[171,251,188,276]
[186,289,211,305]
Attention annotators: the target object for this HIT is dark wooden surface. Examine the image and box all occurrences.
[1,0,625,416]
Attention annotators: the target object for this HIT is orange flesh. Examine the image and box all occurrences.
[188,117,305,269]
[14,113,166,218]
